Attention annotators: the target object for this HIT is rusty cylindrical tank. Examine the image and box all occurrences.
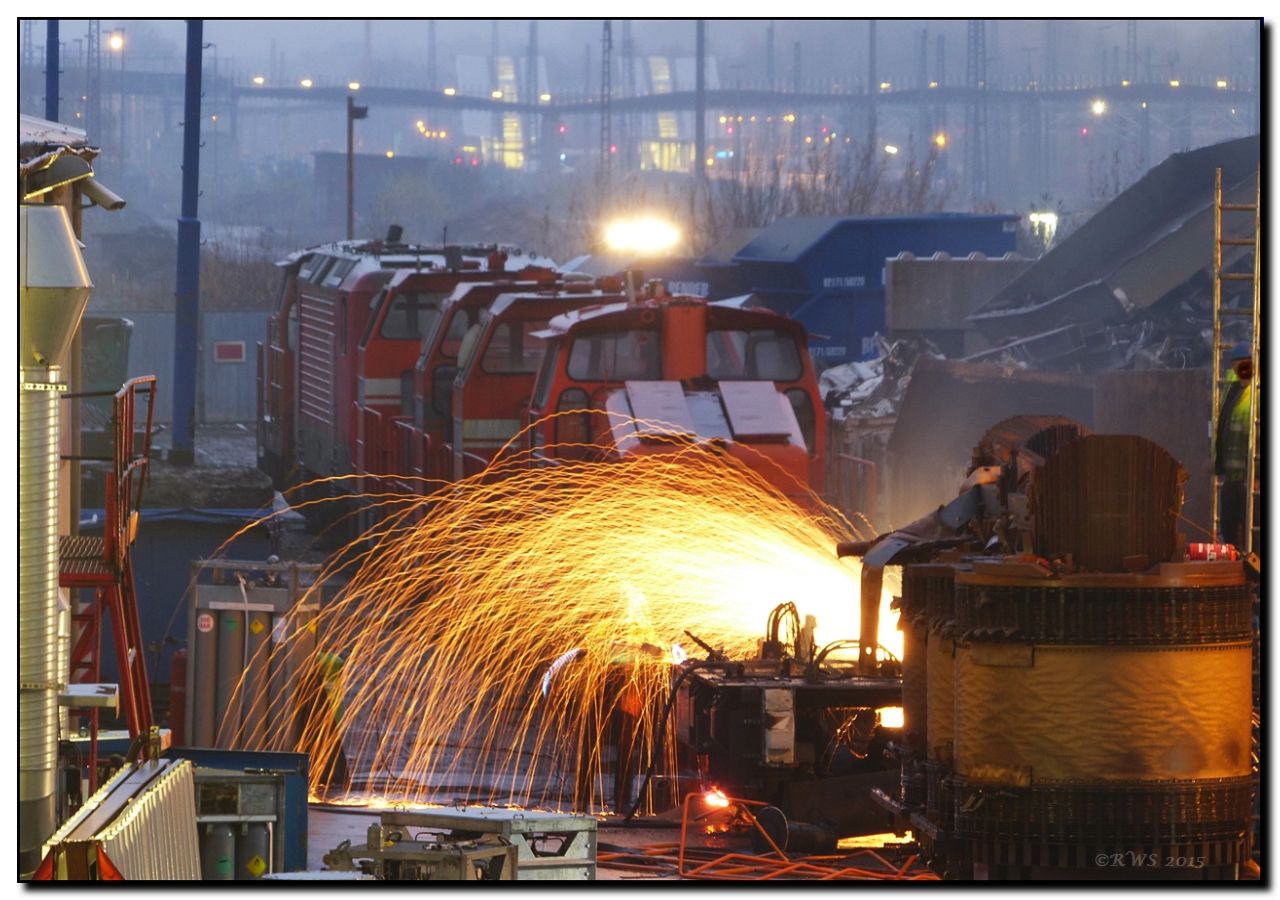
[949,564,1254,879]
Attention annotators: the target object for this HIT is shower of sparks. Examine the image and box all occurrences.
[227,414,900,813]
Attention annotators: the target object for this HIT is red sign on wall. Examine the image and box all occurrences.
[213,341,246,363]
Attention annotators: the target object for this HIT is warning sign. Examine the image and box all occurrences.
[250,618,266,635]
[246,854,267,878]
[197,613,215,633]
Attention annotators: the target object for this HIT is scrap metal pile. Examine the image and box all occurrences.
[821,336,943,422]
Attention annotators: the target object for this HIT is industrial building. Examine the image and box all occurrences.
[18,17,1261,883]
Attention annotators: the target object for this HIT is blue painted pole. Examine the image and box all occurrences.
[170,19,203,465]
[45,20,58,121]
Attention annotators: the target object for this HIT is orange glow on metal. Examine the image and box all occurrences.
[229,415,899,811]
[704,788,730,808]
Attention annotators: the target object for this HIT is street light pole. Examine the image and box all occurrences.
[346,92,368,240]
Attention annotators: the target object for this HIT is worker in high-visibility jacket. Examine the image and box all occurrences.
[298,650,350,798]
[1215,341,1254,549]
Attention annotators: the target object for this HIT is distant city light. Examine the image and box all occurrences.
[804,135,813,144]
[108,32,124,51]
[1029,210,1059,246]
[559,152,567,161]
[443,87,457,96]
[211,114,218,122]
[439,130,447,138]
[1217,79,1229,89]
[417,120,425,129]
[719,115,727,124]
[884,144,899,155]
[558,124,567,134]
[300,78,313,88]
[348,81,361,91]
[253,75,265,85]
[706,157,714,167]
[928,80,939,88]
[933,132,947,148]
[1141,101,1148,109]
[540,92,552,102]
[491,89,504,99]
[1091,99,1107,116]
[385,150,394,158]
[1169,79,1180,87]
[1081,127,1089,135]
[879,81,891,91]
[603,217,681,255]
[1121,79,1131,87]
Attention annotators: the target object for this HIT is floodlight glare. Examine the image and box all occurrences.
[603,217,681,255]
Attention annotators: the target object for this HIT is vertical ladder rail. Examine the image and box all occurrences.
[1210,166,1261,549]
[1246,168,1260,555]
[1210,168,1223,537]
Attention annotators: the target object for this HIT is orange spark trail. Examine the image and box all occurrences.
[233,417,899,812]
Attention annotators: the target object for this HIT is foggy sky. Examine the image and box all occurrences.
[49,18,1259,91]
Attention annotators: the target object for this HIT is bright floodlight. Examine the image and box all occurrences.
[108,32,124,51]
[933,132,947,148]
[884,144,899,155]
[539,92,552,102]
[1091,99,1107,116]
[491,89,504,99]
[300,78,313,88]
[1029,211,1059,246]
[443,87,457,96]
[252,75,266,85]
[603,217,681,255]
[878,706,905,729]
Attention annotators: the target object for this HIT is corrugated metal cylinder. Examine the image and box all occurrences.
[950,567,1255,872]
[19,367,61,876]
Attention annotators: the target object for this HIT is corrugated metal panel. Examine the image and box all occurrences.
[969,135,1260,339]
[297,293,336,430]
[203,311,270,422]
[42,759,201,880]
[95,760,201,880]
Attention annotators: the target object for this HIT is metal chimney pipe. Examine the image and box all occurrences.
[19,205,92,877]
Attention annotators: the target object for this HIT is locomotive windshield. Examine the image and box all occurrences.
[706,328,804,381]
[379,291,451,340]
[567,329,661,381]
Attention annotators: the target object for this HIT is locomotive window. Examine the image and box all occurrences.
[440,307,474,359]
[567,329,660,381]
[323,258,356,287]
[707,329,803,381]
[481,319,551,374]
[359,287,390,350]
[297,254,324,282]
[379,291,449,341]
[308,256,337,284]
[531,341,561,410]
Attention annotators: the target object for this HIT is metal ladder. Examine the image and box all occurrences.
[1209,166,1261,555]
